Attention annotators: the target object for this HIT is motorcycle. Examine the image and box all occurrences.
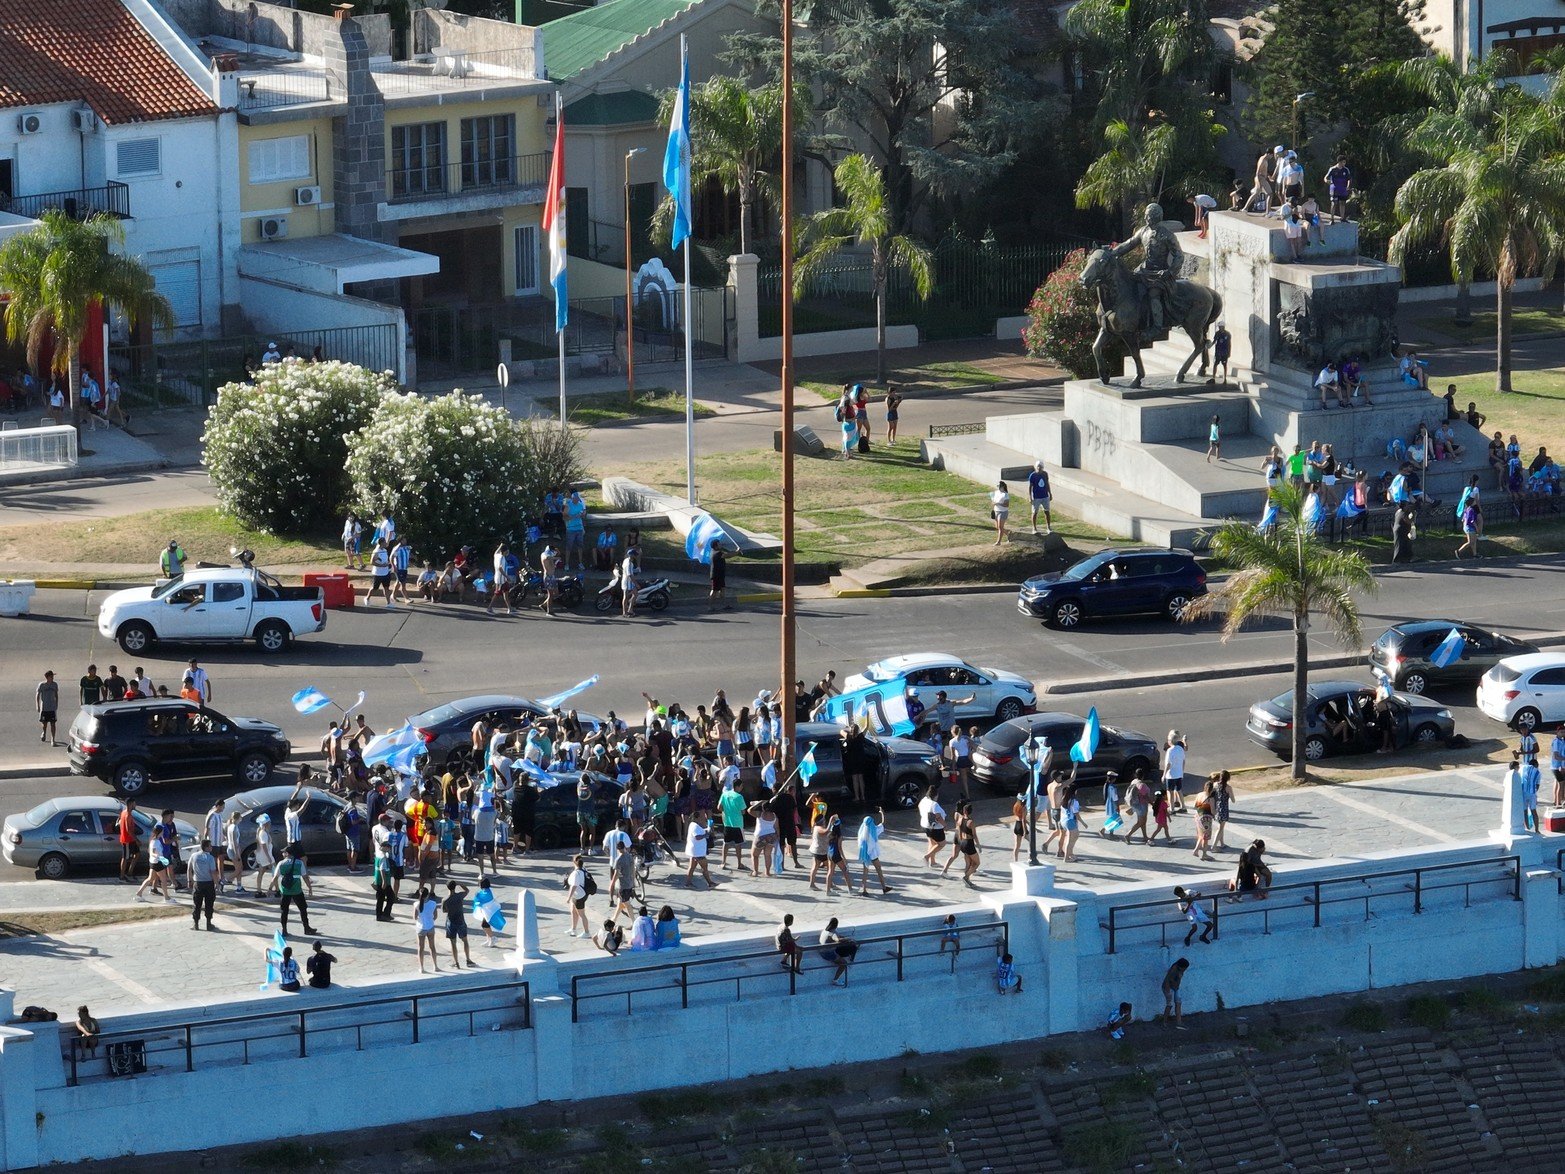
[595,570,672,613]
[508,569,585,610]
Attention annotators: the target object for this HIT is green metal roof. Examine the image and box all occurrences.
[564,89,662,125]
[541,0,703,82]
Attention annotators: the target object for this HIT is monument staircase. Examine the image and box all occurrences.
[924,213,1491,547]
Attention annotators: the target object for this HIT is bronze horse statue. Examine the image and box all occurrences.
[1080,246,1223,388]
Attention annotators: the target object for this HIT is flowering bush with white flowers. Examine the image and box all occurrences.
[202,360,391,531]
[345,391,583,553]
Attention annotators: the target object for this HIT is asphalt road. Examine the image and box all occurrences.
[2,554,1561,877]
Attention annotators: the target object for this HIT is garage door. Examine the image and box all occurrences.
[150,261,201,328]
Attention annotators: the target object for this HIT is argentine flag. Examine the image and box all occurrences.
[541,96,569,332]
[662,40,692,250]
[537,675,600,710]
[292,686,334,715]
[363,721,423,768]
[258,929,287,991]
[798,743,818,783]
[472,888,507,933]
[1070,707,1101,763]
[1429,627,1467,669]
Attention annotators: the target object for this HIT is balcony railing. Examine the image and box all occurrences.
[3,181,130,221]
[372,47,540,98]
[387,151,549,206]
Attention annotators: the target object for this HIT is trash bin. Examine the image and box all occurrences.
[0,580,36,617]
[304,572,354,610]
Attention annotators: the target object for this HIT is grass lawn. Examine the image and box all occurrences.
[0,906,185,938]
[799,359,1014,402]
[1441,367,1565,458]
[1410,306,1565,344]
[538,387,715,428]
[0,505,341,569]
[608,438,1117,571]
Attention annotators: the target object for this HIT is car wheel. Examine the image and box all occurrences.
[114,761,150,796]
[648,590,670,612]
[1514,707,1541,734]
[37,852,70,881]
[1164,593,1191,622]
[1051,600,1082,629]
[890,775,924,809]
[1400,672,1427,695]
[254,621,289,654]
[241,845,258,871]
[995,698,1025,722]
[1413,723,1441,747]
[237,752,273,785]
[446,745,478,772]
[1303,735,1327,761]
[1120,756,1151,781]
[116,621,154,654]
[533,826,562,850]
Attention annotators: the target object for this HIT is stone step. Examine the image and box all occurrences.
[1043,466,1213,548]
[920,434,1038,484]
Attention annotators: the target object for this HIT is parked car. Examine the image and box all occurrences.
[743,723,944,810]
[67,699,291,797]
[2,798,199,880]
[97,567,326,654]
[529,771,622,850]
[973,712,1159,793]
[840,654,1037,723]
[363,695,605,774]
[1246,680,1455,761]
[1477,654,1565,732]
[225,785,352,869]
[1368,621,1538,694]
[1017,548,1207,629]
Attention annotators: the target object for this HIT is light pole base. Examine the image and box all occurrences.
[1010,861,1055,896]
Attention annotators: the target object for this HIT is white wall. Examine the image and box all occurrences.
[237,274,408,380]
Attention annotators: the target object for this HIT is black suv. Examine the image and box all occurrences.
[728,723,944,809]
[371,695,604,773]
[1018,548,1207,629]
[1368,621,1538,694]
[67,700,291,796]
[973,712,1159,793]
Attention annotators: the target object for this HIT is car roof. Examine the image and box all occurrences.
[417,694,535,717]
[84,699,199,715]
[1075,547,1192,560]
[865,653,970,674]
[227,785,340,809]
[1499,653,1565,671]
[1382,620,1463,637]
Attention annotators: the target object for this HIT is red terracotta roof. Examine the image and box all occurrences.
[0,0,218,126]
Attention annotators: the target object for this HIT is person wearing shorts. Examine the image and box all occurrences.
[117,798,139,883]
[917,786,946,866]
[36,670,59,746]
[575,774,597,852]
[1027,462,1052,535]
[442,881,474,967]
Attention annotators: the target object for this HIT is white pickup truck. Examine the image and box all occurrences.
[98,568,327,655]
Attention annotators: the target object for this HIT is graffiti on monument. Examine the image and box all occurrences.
[1272,283,1399,371]
[1084,420,1117,459]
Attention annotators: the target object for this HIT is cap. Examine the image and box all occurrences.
[1273,145,1285,154]
[256,814,271,825]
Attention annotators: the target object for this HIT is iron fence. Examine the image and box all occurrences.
[65,979,532,1086]
[235,71,335,111]
[758,235,1095,340]
[110,323,400,408]
[570,217,659,269]
[569,918,1009,1021]
[3,181,129,221]
[372,48,539,98]
[928,422,986,439]
[1103,855,1522,954]
[388,151,548,205]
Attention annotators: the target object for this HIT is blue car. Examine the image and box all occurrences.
[1018,548,1206,629]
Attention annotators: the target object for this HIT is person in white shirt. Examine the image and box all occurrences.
[565,854,591,937]
[620,551,640,617]
[204,800,227,892]
[185,659,211,704]
[487,543,514,617]
[1163,731,1188,813]
[414,886,441,973]
[602,819,632,869]
[365,539,393,608]
[760,759,779,792]
[917,786,947,866]
[684,817,713,888]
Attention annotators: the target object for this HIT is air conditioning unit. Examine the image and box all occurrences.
[294,185,321,206]
[259,216,289,240]
[72,109,96,134]
[17,113,42,135]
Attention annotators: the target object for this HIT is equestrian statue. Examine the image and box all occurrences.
[1079,203,1223,388]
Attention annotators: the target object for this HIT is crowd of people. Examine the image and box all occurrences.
[0,365,127,426]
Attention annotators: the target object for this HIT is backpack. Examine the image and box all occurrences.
[581,870,598,897]
[335,808,353,836]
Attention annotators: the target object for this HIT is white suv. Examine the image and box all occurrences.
[1476,654,1565,732]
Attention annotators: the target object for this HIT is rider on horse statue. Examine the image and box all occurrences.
[1109,203,1183,332]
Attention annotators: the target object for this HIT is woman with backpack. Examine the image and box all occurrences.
[564,854,592,937]
[836,392,858,460]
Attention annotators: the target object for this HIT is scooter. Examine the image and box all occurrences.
[595,570,672,613]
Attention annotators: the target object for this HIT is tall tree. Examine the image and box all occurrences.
[794,153,933,385]
[0,210,173,425]
[1184,483,1376,782]
[1388,61,1565,392]
[1066,0,1228,233]
[730,0,1057,237]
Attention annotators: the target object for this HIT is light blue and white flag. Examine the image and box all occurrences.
[1070,707,1101,763]
[1429,627,1467,669]
[685,512,731,565]
[472,888,507,933]
[258,929,287,992]
[515,757,557,786]
[1257,500,1280,533]
[363,721,423,768]
[662,38,693,250]
[292,687,334,715]
[818,682,916,737]
[537,675,600,710]
[797,743,818,783]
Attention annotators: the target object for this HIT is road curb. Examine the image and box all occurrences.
[831,587,892,599]
[737,590,784,604]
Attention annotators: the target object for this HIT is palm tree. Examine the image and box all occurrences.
[1388,61,1565,392]
[1184,483,1376,781]
[0,209,173,424]
[795,154,933,386]
[653,77,795,256]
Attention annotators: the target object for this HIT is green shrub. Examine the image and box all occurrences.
[1341,999,1389,1033]
[1022,247,1122,378]
[1404,994,1451,1031]
[202,360,389,532]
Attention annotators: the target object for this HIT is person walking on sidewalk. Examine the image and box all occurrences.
[187,839,219,931]
[36,670,59,746]
[117,798,139,883]
[1162,731,1188,814]
[990,481,1011,545]
[272,846,318,937]
[1028,462,1053,535]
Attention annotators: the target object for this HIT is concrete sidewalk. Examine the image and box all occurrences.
[0,764,1518,1017]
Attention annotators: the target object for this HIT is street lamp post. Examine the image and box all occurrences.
[1019,737,1047,866]
[1291,91,1316,153]
[624,147,646,404]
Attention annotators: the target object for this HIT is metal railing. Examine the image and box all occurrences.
[3,181,130,221]
[235,71,335,111]
[569,919,1009,1022]
[569,217,658,269]
[388,151,549,204]
[65,979,531,1086]
[373,47,539,97]
[1103,856,1522,954]
[928,422,985,439]
[0,425,77,471]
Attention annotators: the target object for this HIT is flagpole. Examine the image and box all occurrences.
[556,93,567,433]
[681,35,696,505]
[779,0,798,761]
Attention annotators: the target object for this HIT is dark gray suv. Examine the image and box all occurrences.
[973,712,1159,793]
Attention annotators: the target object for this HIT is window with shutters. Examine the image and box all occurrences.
[248,135,311,184]
[513,224,538,294]
[115,137,161,178]
[461,115,514,188]
[390,123,446,197]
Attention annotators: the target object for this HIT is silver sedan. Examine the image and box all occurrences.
[3,798,199,880]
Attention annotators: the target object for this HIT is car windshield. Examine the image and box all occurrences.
[864,663,908,681]
[151,578,188,600]
[1059,555,1109,582]
[1374,629,1403,649]
[1487,664,1520,684]
[24,801,58,823]
[986,724,1033,750]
